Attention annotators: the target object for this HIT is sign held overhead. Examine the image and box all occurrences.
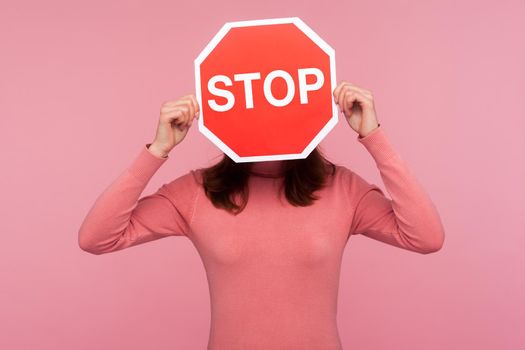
[195,17,338,163]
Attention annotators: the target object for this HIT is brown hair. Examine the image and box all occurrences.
[197,147,337,215]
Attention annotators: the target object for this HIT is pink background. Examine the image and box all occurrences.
[1,0,523,349]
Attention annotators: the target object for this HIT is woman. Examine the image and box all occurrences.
[78,81,445,349]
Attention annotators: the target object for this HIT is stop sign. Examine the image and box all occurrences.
[194,17,337,162]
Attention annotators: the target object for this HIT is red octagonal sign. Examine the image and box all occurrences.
[195,17,337,162]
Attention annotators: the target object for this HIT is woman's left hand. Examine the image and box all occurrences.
[333,81,380,138]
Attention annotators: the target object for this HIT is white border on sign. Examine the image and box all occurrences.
[194,17,338,163]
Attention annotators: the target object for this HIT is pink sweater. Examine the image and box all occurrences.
[78,124,445,349]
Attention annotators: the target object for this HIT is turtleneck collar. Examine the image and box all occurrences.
[248,160,287,178]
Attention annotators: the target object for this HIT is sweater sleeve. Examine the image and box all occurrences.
[347,125,445,254]
[78,144,197,255]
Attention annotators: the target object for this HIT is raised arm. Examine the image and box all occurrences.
[79,95,201,254]
[347,125,445,254]
[78,144,198,254]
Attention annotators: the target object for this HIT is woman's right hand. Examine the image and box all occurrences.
[149,94,200,158]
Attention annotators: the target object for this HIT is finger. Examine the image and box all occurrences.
[171,101,194,124]
[162,98,187,107]
[344,83,373,98]
[163,96,199,122]
[181,104,192,126]
[333,80,348,103]
[164,105,193,126]
[188,95,199,119]
[337,84,351,109]
[340,89,354,115]
[161,99,192,111]
[342,89,362,115]
[191,95,200,115]
[187,100,196,122]
[182,96,199,121]
[334,81,373,101]
[163,95,194,108]
[175,117,188,132]
[166,109,185,125]
[184,95,197,119]
[344,89,371,113]
[178,94,195,103]
[187,95,201,120]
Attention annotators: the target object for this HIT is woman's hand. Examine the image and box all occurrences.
[149,94,200,157]
[333,81,380,138]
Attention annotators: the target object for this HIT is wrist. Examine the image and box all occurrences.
[358,123,380,138]
[147,143,170,158]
